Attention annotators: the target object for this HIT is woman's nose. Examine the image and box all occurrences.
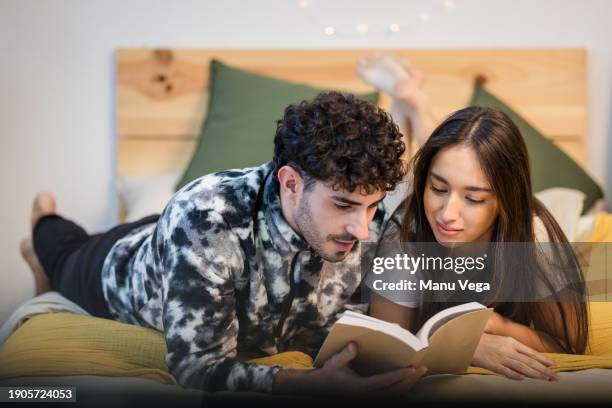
[440,195,461,223]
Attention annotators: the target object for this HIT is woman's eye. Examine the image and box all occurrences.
[334,203,351,210]
[430,185,447,194]
[466,197,485,204]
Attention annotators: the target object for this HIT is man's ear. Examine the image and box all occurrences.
[277,165,302,203]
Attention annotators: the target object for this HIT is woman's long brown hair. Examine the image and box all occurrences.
[401,106,588,354]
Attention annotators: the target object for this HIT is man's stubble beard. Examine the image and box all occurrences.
[294,194,346,263]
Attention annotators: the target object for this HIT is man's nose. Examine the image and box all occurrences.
[347,211,370,241]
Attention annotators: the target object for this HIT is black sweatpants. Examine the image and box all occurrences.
[32,214,160,319]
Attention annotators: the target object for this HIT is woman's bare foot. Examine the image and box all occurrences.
[356,55,409,95]
[31,192,57,231]
[392,62,427,112]
[356,55,426,107]
[357,55,434,157]
[24,192,56,295]
[20,237,51,295]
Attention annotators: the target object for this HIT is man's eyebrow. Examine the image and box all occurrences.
[331,194,386,206]
[430,172,492,193]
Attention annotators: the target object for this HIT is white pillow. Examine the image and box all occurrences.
[534,187,585,241]
[117,171,181,222]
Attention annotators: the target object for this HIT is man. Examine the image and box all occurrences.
[20,91,426,395]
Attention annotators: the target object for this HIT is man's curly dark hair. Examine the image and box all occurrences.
[273,91,406,194]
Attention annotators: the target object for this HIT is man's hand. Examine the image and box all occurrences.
[472,333,560,381]
[273,342,427,396]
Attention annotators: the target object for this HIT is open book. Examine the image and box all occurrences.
[314,302,492,376]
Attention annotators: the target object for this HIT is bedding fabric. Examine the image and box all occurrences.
[0,291,89,345]
[2,370,612,406]
[3,209,612,398]
[0,313,175,385]
[2,300,612,386]
[118,171,181,223]
[586,211,612,243]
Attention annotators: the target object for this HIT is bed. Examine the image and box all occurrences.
[1,48,611,406]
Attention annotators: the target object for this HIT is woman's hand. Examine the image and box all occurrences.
[472,333,560,381]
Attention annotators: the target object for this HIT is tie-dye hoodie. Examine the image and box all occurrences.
[101,162,398,393]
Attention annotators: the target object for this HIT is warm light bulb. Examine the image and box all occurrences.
[355,23,369,34]
[298,0,310,9]
[324,26,335,36]
[419,12,430,22]
[389,23,400,32]
[445,0,456,9]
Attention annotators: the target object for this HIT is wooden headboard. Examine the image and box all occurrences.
[116,49,586,178]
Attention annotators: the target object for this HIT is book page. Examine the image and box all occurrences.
[314,308,491,376]
[313,311,426,373]
[419,308,493,374]
[415,302,486,344]
[339,311,423,350]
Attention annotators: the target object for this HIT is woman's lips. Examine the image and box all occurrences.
[436,222,463,237]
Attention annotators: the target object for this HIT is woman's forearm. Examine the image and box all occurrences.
[487,313,565,353]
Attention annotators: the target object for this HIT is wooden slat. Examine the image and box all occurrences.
[117,49,586,177]
[117,49,585,138]
[118,139,196,177]
[118,88,209,138]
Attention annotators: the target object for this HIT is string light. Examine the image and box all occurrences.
[355,23,369,34]
[324,26,335,36]
[418,12,430,22]
[297,1,459,37]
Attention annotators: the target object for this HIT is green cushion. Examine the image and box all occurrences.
[176,60,378,190]
[470,82,603,212]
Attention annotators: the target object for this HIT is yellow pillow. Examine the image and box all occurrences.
[588,302,612,355]
[0,312,175,384]
[0,312,313,383]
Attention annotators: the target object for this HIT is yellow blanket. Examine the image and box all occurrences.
[586,212,612,242]
[255,302,612,376]
[467,301,612,375]
[2,300,612,382]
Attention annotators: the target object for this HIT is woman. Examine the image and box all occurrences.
[359,56,589,382]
